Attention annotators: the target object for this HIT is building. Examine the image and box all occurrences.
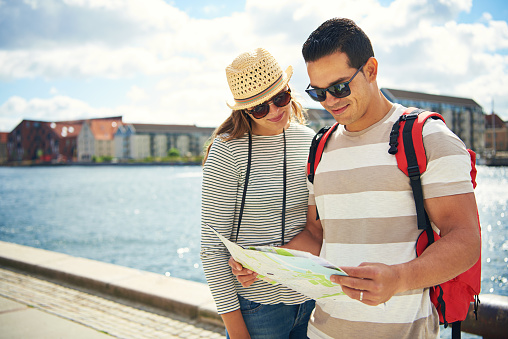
[4,116,215,164]
[0,132,8,164]
[306,108,336,132]
[77,117,123,161]
[7,120,82,162]
[485,114,508,152]
[381,88,485,153]
[114,123,215,160]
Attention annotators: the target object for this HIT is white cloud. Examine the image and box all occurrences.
[126,85,148,103]
[0,0,507,133]
[0,95,115,131]
[0,0,188,48]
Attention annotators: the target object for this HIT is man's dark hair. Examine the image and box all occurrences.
[302,18,374,69]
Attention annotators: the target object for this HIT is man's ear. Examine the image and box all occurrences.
[364,57,378,82]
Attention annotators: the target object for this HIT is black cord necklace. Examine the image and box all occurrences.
[234,128,287,246]
[281,128,286,245]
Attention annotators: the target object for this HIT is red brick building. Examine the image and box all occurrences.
[485,113,508,152]
[7,120,83,162]
[0,132,8,163]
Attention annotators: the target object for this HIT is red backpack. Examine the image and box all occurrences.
[307,107,481,339]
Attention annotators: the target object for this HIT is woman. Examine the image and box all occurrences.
[200,48,316,338]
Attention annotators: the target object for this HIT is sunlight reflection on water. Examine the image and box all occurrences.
[0,165,506,299]
[0,165,206,283]
[474,166,508,297]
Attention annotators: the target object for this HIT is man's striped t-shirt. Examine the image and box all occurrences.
[307,104,474,339]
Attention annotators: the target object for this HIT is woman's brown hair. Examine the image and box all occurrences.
[202,94,307,164]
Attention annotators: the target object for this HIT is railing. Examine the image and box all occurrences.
[462,294,508,339]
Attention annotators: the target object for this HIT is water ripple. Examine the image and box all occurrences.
[0,164,507,295]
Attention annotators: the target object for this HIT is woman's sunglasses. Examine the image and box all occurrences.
[245,88,292,119]
[305,64,364,102]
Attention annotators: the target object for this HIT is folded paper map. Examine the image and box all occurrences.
[206,224,348,301]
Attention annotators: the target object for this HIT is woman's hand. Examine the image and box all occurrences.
[228,257,259,287]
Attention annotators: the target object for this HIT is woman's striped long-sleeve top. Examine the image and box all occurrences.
[200,122,315,314]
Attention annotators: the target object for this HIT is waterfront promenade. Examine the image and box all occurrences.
[1,240,507,338]
[0,241,226,338]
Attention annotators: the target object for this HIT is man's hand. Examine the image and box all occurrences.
[228,257,259,287]
[331,262,403,306]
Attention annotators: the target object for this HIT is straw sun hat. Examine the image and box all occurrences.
[226,48,293,111]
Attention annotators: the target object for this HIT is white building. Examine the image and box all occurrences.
[381,88,485,153]
[77,117,122,161]
[306,89,486,154]
[114,123,214,160]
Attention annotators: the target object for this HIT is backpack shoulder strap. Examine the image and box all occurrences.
[389,107,445,176]
[307,122,340,184]
[390,108,479,338]
[388,107,445,232]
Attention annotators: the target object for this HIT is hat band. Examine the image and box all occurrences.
[234,75,284,105]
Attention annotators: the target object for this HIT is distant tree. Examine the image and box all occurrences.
[167,148,180,157]
[92,155,112,163]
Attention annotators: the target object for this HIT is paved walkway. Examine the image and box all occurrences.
[0,268,226,339]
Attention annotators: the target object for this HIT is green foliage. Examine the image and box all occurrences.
[92,155,113,163]
[88,150,202,165]
[167,147,180,157]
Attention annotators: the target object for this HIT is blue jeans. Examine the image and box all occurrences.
[226,295,316,339]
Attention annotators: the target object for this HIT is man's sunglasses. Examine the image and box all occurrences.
[305,64,364,102]
[245,88,292,119]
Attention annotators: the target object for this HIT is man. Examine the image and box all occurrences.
[232,18,480,338]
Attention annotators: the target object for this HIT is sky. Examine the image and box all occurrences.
[0,0,507,132]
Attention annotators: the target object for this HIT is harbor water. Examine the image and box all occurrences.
[0,165,507,298]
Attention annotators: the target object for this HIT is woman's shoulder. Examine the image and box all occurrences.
[206,134,248,170]
[210,133,249,154]
[214,133,248,144]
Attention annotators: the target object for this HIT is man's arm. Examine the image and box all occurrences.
[229,205,324,287]
[332,192,481,306]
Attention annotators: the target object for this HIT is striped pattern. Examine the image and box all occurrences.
[200,123,316,314]
[307,104,474,339]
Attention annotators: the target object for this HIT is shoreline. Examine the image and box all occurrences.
[1,241,507,338]
[0,161,203,167]
[0,241,221,327]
